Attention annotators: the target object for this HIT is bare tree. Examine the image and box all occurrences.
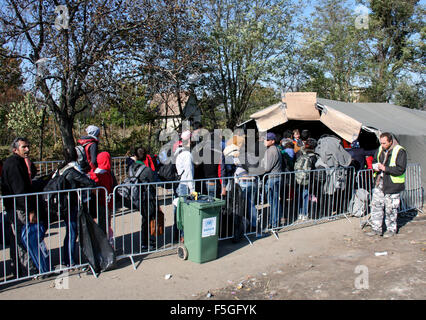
[130,0,208,121]
[0,0,144,156]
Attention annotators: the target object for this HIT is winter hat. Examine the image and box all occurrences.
[181,130,191,141]
[86,125,100,138]
[223,144,240,157]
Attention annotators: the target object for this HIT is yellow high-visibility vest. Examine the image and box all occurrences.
[375,145,405,183]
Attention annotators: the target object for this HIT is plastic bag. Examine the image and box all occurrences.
[78,204,116,274]
[20,223,49,274]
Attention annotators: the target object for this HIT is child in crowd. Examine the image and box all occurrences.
[292,129,303,153]
[90,151,114,243]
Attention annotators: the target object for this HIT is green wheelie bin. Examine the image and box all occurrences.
[176,194,225,263]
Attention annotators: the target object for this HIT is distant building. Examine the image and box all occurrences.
[150,91,201,130]
[349,87,366,103]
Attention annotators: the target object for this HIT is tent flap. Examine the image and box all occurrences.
[250,103,288,132]
[320,105,362,143]
[284,92,320,120]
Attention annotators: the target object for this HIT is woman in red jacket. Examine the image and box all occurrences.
[90,152,114,243]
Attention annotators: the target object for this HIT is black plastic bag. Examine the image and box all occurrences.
[223,184,246,243]
[78,203,115,274]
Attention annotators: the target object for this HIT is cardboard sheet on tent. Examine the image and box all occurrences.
[283,92,320,120]
[320,105,362,143]
[250,103,288,132]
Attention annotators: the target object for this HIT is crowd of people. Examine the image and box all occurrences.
[0,122,408,278]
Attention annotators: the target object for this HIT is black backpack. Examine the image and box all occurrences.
[157,162,178,182]
[117,163,148,210]
[43,171,69,220]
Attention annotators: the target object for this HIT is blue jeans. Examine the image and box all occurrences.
[266,177,283,227]
[297,188,310,216]
[63,206,78,266]
[205,181,218,198]
[238,179,258,228]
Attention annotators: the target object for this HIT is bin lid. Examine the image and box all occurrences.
[179,195,225,209]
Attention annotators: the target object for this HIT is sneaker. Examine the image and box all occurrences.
[297,214,303,221]
[365,230,381,237]
[383,231,396,238]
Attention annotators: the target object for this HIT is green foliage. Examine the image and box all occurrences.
[244,85,280,118]
[298,0,367,101]
[204,0,299,128]
[0,45,24,145]
[6,93,44,138]
[394,81,425,109]
[359,0,424,102]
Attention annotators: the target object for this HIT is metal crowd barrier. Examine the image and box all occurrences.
[260,166,356,237]
[34,157,128,184]
[111,176,262,268]
[356,163,424,228]
[110,167,358,266]
[1,163,423,286]
[1,187,108,286]
[34,160,62,176]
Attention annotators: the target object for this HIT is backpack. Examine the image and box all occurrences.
[157,162,178,182]
[294,153,315,185]
[117,163,147,210]
[348,188,369,217]
[75,142,93,172]
[43,170,69,220]
[157,149,182,188]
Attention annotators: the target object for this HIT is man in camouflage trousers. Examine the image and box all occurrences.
[367,132,407,238]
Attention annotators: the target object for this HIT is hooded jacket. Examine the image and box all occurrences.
[174,146,194,193]
[77,136,99,171]
[90,152,114,209]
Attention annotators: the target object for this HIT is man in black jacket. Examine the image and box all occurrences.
[366,132,407,238]
[1,137,38,277]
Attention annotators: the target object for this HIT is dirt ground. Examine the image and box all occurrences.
[0,208,425,301]
[196,210,426,300]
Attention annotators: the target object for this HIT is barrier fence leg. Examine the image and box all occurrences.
[342,213,352,223]
[129,256,136,271]
[244,234,252,245]
[271,229,279,240]
[89,265,99,278]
